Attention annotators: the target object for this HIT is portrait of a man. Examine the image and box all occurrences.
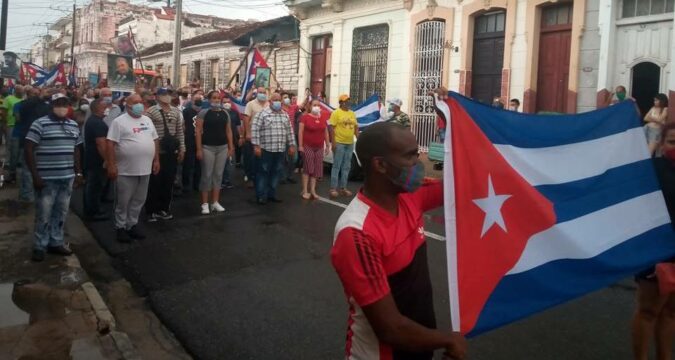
[1,51,20,79]
[107,54,135,92]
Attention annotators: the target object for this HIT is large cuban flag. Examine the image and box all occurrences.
[34,63,66,87]
[318,94,382,127]
[439,92,675,337]
[240,49,269,102]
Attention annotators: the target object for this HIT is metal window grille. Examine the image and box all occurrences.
[412,20,445,152]
[350,24,389,104]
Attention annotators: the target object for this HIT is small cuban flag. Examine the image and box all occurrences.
[439,92,675,337]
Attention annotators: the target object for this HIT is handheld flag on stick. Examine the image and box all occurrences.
[240,49,269,101]
[439,92,675,337]
[318,95,382,127]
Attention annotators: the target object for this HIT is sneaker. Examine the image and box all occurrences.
[127,226,146,240]
[157,211,174,220]
[244,175,248,182]
[31,249,45,262]
[201,203,210,215]
[117,228,131,243]
[221,182,234,189]
[210,202,226,213]
[340,188,353,197]
[47,245,73,256]
[147,213,160,223]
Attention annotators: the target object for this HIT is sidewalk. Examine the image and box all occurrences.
[0,185,138,359]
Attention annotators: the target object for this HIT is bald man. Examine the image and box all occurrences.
[106,94,159,243]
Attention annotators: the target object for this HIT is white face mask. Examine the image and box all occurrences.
[311,106,321,114]
[53,107,69,118]
[80,104,90,112]
[223,103,232,110]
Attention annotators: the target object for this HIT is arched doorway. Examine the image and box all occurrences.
[631,62,661,116]
[471,10,506,104]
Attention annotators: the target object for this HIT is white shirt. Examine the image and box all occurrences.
[106,113,158,176]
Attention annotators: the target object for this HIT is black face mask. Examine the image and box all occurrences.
[194,99,203,107]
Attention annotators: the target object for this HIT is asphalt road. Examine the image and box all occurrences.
[72,167,672,360]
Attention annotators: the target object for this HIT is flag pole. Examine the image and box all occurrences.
[128,26,146,83]
[225,43,255,90]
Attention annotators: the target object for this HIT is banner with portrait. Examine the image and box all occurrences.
[88,72,99,87]
[0,50,21,79]
[111,34,137,57]
[107,54,135,92]
[254,67,271,89]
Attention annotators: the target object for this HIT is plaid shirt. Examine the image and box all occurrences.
[251,108,296,152]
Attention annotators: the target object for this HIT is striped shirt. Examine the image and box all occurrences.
[25,115,82,180]
[145,105,185,153]
[251,108,295,153]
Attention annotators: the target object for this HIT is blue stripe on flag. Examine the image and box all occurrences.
[536,159,660,223]
[469,223,675,337]
[449,92,642,148]
[320,94,382,127]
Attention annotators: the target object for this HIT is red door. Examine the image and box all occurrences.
[536,3,573,113]
[310,36,330,97]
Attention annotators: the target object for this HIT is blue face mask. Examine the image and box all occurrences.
[103,96,113,104]
[283,98,291,105]
[271,101,282,111]
[257,93,268,102]
[130,103,144,117]
[388,161,425,193]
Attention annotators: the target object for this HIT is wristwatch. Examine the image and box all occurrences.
[76,173,83,177]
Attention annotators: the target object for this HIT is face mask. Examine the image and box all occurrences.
[311,106,321,114]
[665,148,675,164]
[210,101,221,108]
[283,98,291,105]
[53,107,69,118]
[387,106,394,113]
[257,93,267,102]
[387,161,425,193]
[159,95,171,104]
[130,103,144,117]
[223,103,232,110]
[194,99,203,107]
[103,96,113,104]
[271,101,282,111]
[509,106,517,111]
[617,92,626,101]
[80,104,90,112]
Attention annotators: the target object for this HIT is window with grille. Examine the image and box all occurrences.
[621,0,674,18]
[350,24,389,104]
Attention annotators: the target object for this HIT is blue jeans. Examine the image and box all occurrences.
[222,156,233,185]
[330,143,354,189]
[18,151,34,202]
[255,150,284,201]
[8,133,19,176]
[282,145,298,180]
[34,178,74,251]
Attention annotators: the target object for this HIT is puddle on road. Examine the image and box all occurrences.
[0,283,29,328]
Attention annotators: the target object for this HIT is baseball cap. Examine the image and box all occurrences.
[387,98,402,107]
[338,94,350,102]
[51,93,70,104]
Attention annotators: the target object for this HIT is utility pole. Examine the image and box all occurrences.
[171,0,181,87]
[70,1,76,67]
[0,0,7,50]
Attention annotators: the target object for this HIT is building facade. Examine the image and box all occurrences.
[140,16,300,91]
[286,0,675,150]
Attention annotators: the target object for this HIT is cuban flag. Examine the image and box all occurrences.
[240,49,269,102]
[34,63,66,87]
[439,92,675,337]
[225,93,246,114]
[319,94,382,127]
[23,62,47,83]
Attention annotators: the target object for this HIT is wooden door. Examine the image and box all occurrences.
[536,3,573,113]
[310,36,331,97]
[471,11,506,105]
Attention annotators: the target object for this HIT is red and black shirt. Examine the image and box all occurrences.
[331,180,443,360]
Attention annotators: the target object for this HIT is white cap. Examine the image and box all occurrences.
[51,93,68,102]
[387,98,402,107]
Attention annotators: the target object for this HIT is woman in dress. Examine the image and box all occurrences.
[195,91,234,214]
[644,93,669,156]
[298,99,330,200]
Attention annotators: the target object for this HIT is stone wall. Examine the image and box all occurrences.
[577,0,601,113]
[260,41,299,94]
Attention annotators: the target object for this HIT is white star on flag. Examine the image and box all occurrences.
[473,175,512,237]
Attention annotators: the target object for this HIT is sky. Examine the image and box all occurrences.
[3,0,289,56]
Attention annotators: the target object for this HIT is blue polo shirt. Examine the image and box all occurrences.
[25,114,82,180]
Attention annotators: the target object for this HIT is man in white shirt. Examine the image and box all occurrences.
[106,94,160,243]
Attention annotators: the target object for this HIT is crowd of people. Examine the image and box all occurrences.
[2,79,675,360]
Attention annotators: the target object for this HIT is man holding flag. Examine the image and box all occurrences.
[330,122,466,360]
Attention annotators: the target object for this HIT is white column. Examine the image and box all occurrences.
[329,19,344,106]
[297,23,311,94]
[596,0,616,95]
[668,9,675,93]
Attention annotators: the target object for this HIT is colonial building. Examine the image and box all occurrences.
[286,0,675,150]
[140,16,300,91]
